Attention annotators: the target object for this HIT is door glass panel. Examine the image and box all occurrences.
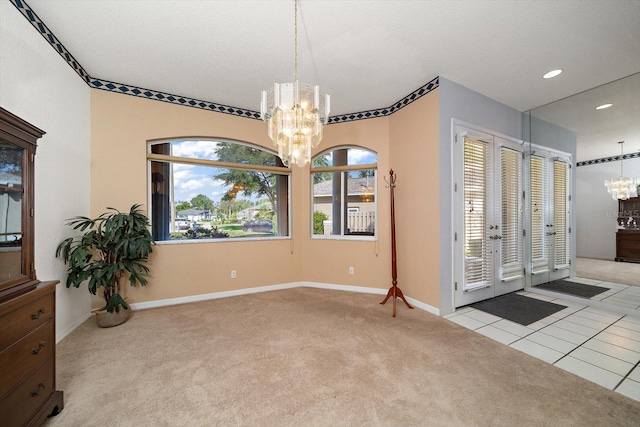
[554,161,569,269]
[530,155,548,274]
[500,147,523,280]
[464,137,492,289]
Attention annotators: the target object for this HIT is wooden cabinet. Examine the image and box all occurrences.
[616,196,640,263]
[616,230,640,263]
[0,107,63,425]
[0,282,63,426]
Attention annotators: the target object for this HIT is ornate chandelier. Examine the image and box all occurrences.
[260,0,330,167]
[604,141,639,200]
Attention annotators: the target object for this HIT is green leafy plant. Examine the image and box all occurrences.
[313,210,329,235]
[55,204,154,313]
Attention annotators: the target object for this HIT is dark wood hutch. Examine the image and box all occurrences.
[0,107,63,425]
[616,196,640,263]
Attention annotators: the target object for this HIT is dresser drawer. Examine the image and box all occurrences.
[616,230,640,262]
[0,292,53,351]
[0,320,53,399]
[0,356,54,427]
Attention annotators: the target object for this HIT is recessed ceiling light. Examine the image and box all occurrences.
[543,69,563,79]
[595,103,613,110]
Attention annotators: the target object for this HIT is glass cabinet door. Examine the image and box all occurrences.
[0,107,44,299]
[0,142,24,282]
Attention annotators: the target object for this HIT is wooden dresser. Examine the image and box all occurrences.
[616,230,640,263]
[0,281,63,426]
[0,107,63,425]
[616,196,640,263]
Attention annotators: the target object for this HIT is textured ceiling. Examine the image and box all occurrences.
[16,0,640,158]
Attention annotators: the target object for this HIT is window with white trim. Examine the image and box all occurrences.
[311,147,377,238]
[147,139,290,242]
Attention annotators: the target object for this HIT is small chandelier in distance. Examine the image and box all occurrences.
[260,0,330,167]
[604,140,639,200]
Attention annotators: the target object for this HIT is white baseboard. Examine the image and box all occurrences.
[302,282,440,316]
[130,282,440,318]
[129,282,301,310]
[129,281,440,317]
[56,284,439,343]
[301,281,388,295]
[405,296,440,316]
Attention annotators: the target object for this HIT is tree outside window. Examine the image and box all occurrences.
[148,139,290,242]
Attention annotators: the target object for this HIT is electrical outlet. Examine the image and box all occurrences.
[231,270,237,279]
[349,267,354,275]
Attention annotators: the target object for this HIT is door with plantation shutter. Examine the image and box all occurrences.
[530,148,572,285]
[453,126,525,307]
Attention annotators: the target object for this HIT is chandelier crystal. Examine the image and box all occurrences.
[260,0,329,167]
[604,141,640,200]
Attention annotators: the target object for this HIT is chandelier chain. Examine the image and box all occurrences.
[294,0,298,83]
[259,0,330,167]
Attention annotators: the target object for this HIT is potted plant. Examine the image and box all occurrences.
[55,204,154,327]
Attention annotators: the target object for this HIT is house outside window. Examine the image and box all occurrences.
[311,147,377,239]
[147,139,290,242]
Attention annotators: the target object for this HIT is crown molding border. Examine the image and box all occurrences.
[12,0,439,124]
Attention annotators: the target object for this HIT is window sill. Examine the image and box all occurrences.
[312,235,377,242]
[155,236,291,245]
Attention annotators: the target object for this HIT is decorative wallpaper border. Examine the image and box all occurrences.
[12,0,439,123]
[90,78,262,119]
[10,0,91,84]
[328,77,439,124]
[577,152,640,167]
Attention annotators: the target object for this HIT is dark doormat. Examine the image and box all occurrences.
[536,280,610,298]
[470,293,567,326]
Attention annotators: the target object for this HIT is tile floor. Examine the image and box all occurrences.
[444,280,640,402]
[569,277,640,314]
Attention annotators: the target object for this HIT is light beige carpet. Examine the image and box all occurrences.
[43,287,640,426]
[577,257,640,287]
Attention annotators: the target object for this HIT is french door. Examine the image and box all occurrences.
[529,147,572,285]
[453,126,525,307]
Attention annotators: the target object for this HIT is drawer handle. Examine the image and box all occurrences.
[30,308,45,320]
[30,382,45,397]
[31,341,46,354]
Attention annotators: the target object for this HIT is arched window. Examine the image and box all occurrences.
[311,147,377,239]
[147,139,290,242]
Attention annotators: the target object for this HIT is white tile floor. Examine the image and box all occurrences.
[568,277,640,314]
[445,282,640,402]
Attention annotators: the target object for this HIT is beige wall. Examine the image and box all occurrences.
[302,118,392,287]
[389,90,440,306]
[91,90,417,306]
